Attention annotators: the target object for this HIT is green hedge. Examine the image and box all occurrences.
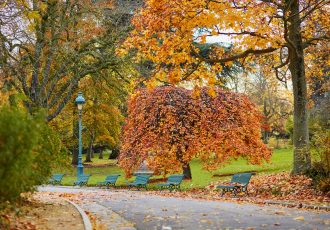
[0,107,66,203]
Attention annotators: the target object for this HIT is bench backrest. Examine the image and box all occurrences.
[231,173,252,186]
[134,175,150,184]
[167,174,184,184]
[52,174,65,181]
[78,175,91,183]
[105,174,120,183]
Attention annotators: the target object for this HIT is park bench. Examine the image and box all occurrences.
[216,173,252,197]
[97,174,120,187]
[126,174,151,190]
[73,174,91,186]
[157,174,185,191]
[48,174,65,185]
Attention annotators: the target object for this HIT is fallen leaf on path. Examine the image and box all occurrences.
[294,216,305,221]
[274,211,285,215]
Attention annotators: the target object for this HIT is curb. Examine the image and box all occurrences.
[65,199,93,230]
[265,200,330,211]
[79,202,137,230]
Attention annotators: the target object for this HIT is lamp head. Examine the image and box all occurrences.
[75,92,85,111]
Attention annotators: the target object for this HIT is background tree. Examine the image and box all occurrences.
[121,0,330,174]
[0,0,120,121]
[240,71,293,144]
[0,0,141,165]
[79,70,128,162]
[119,86,271,179]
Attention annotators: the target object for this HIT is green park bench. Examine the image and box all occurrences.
[216,173,252,197]
[126,174,151,190]
[48,174,65,185]
[157,174,185,191]
[73,174,91,186]
[97,174,120,187]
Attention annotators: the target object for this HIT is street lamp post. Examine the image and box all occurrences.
[75,92,85,178]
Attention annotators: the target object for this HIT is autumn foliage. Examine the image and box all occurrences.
[119,86,271,177]
[120,0,329,174]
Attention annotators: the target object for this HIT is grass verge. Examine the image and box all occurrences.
[54,148,293,189]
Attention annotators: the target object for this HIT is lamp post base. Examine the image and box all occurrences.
[77,165,84,178]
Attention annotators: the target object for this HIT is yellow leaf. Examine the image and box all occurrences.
[293,216,305,221]
[27,11,41,20]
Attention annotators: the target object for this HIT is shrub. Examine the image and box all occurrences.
[318,178,330,193]
[0,106,67,203]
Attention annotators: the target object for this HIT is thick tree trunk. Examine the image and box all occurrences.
[287,0,311,174]
[182,164,192,180]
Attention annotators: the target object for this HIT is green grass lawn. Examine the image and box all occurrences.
[55,148,293,189]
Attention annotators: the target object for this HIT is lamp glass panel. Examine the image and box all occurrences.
[77,104,83,111]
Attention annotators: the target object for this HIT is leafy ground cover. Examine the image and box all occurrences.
[0,194,84,230]
[148,172,330,207]
[57,148,292,189]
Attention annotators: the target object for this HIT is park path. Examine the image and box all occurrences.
[38,186,330,230]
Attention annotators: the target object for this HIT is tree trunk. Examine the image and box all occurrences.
[276,136,280,149]
[262,100,269,144]
[71,146,78,165]
[262,130,269,144]
[91,147,94,158]
[99,151,103,159]
[85,136,94,162]
[287,0,311,174]
[85,141,93,162]
[109,148,119,159]
[182,163,192,180]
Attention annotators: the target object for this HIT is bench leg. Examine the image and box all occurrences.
[221,189,225,196]
[244,187,249,195]
[232,188,238,197]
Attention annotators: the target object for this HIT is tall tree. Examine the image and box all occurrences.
[121,0,330,174]
[80,70,128,162]
[0,0,121,121]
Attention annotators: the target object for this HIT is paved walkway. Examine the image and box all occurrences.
[38,186,330,230]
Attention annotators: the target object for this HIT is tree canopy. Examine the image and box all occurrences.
[0,0,125,121]
[119,86,271,178]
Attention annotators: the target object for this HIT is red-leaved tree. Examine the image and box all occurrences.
[119,86,271,179]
